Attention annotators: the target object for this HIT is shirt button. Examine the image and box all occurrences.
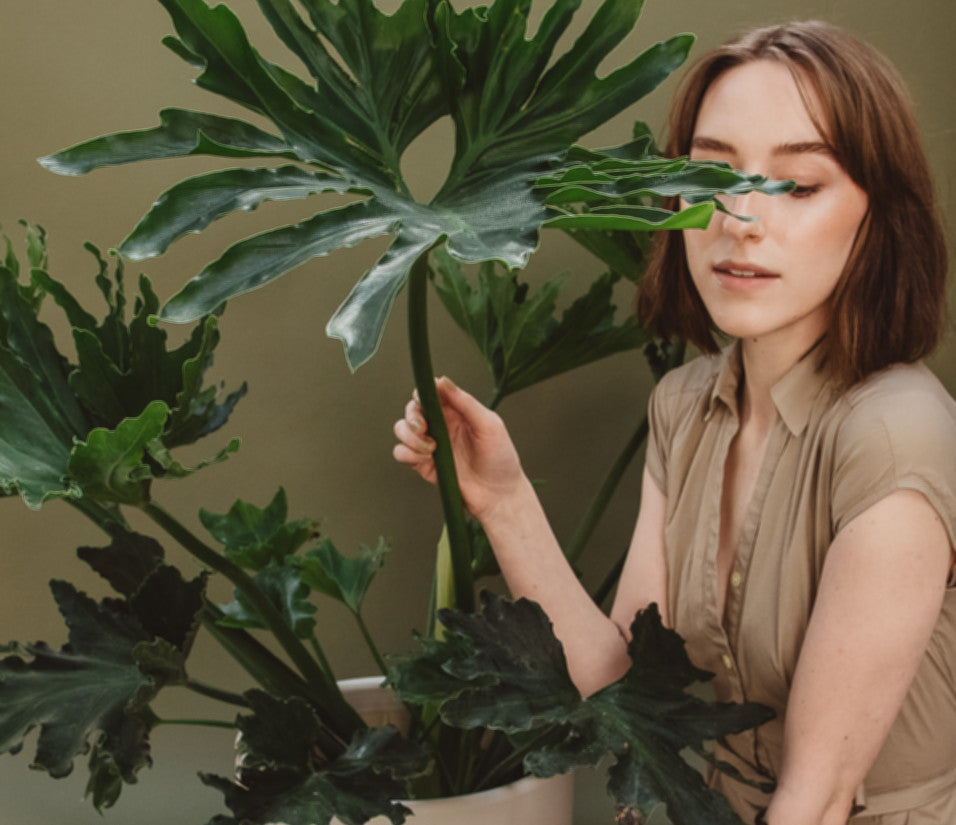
[730,571,743,588]
[721,653,734,670]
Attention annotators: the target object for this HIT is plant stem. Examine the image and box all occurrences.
[199,604,349,758]
[473,726,561,792]
[308,633,335,679]
[66,496,129,533]
[564,414,649,569]
[185,678,250,708]
[201,602,311,698]
[353,611,388,676]
[155,717,237,730]
[140,501,364,741]
[407,250,475,617]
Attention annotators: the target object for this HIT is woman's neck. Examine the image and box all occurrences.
[738,335,820,429]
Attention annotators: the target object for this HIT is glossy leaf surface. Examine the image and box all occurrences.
[391,592,775,824]
[0,228,243,509]
[0,565,205,807]
[297,537,389,614]
[199,487,317,570]
[40,0,785,371]
[430,249,650,404]
[203,690,426,825]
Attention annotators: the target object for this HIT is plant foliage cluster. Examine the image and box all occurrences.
[0,0,788,822]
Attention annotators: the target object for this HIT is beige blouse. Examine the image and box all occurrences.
[644,343,956,824]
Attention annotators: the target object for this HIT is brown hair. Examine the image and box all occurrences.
[637,20,948,385]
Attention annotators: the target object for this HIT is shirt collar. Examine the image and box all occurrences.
[706,340,831,436]
[706,344,743,420]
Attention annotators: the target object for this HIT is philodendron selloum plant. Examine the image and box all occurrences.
[0,0,789,822]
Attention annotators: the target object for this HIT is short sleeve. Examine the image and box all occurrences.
[831,370,956,553]
[644,375,674,493]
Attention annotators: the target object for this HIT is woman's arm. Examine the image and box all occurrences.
[393,377,669,695]
[765,489,953,825]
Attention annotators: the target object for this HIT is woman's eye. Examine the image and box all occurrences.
[790,183,822,198]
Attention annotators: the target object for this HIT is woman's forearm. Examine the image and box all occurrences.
[479,474,632,696]
[764,783,854,825]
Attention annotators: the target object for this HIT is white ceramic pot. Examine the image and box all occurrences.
[333,676,575,825]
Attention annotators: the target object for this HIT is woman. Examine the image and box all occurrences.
[393,21,956,825]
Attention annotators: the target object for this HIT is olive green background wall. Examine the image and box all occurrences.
[0,1,952,823]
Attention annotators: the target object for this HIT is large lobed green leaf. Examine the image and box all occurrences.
[390,592,775,824]
[430,248,650,405]
[40,0,786,371]
[199,487,317,570]
[200,488,389,638]
[202,690,427,825]
[0,559,206,809]
[0,227,243,510]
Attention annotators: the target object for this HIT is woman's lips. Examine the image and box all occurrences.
[712,260,779,290]
[713,260,778,278]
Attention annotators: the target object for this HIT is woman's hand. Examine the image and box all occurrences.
[394,375,640,696]
[392,377,525,522]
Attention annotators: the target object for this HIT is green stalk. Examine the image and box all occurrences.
[307,633,335,679]
[564,414,648,568]
[140,501,364,740]
[199,606,352,758]
[185,677,250,707]
[407,251,475,617]
[473,726,562,792]
[353,611,388,676]
[201,602,313,698]
[155,717,237,730]
[67,496,129,533]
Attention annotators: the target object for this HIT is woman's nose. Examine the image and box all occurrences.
[719,191,767,241]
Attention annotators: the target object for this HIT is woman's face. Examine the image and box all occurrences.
[682,60,869,359]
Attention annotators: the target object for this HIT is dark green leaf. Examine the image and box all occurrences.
[234,690,329,771]
[38,108,297,175]
[160,199,398,325]
[262,0,451,157]
[439,594,582,731]
[0,261,87,438]
[297,537,388,613]
[0,582,154,781]
[0,227,244,509]
[66,256,247,443]
[219,561,317,639]
[68,401,167,505]
[0,343,77,508]
[199,488,317,570]
[205,690,426,825]
[121,166,357,261]
[394,593,773,825]
[43,0,781,371]
[163,316,248,449]
[77,525,166,598]
[129,564,206,651]
[431,251,649,403]
[388,631,480,707]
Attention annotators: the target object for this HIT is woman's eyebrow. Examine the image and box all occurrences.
[690,136,833,157]
[774,140,833,157]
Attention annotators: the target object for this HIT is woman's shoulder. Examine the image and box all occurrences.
[838,361,956,435]
[828,361,956,545]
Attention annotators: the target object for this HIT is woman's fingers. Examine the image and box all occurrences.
[393,416,435,454]
[434,376,490,423]
[404,397,426,431]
